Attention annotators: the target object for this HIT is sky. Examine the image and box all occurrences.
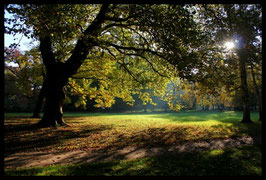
[4,10,38,52]
[4,33,37,52]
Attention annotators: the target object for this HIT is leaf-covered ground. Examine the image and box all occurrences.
[4,111,262,175]
[4,111,261,155]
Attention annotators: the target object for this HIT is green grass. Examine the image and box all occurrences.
[4,111,261,153]
[5,145,262,176]
[4,111,261,175]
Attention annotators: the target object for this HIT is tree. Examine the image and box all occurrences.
[5,4,205,127]
[224,4,261,123]
[247,44,262,120]
[4,47,44,112]
[194,4,262,123]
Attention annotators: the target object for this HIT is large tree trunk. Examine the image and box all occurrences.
[37,86,66,127]
[36,64,69,127]
[237,50,252,123]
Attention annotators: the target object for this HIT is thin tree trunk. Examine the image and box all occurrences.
[237,50,252,123]
[144,106,147,113]
[250,62,262,121]
[32,79,47,118]
[27,97,33,112]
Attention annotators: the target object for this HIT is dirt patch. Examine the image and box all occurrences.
[5,135,260,169]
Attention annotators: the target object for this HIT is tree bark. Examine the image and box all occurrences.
[250,62,262,121]
[37,86,66,127]
[36,65,68,127]
[237,50,252,123]
[32,78,47,118]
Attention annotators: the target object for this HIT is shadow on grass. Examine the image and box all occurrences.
[4,123,190,157]
[4,118,114,156]
[5,113,261,156]
[5,145,262,176]
[4,112,261,157]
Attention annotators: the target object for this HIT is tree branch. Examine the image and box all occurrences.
[65,4,110,76]
[104,41,166,60]
[39,36,56,69]
[97,40,170,78]
[83,4,110,36]
[116,61,144,85]
[202,5,225,27]
[104,15,133,22]
[124,53,169,78]
[70,76,105,81]
[102,22,138,30]
[104,47,117,59]
[5,66,19,78]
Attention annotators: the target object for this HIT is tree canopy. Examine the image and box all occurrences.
[4,4,262,126]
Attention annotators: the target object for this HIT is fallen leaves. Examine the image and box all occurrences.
[4,114,258,154]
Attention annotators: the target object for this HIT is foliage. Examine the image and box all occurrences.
[67,50,170,109]
[4,47,44,112]
[195,4,262,121]
[161,4,262,113]
[4,4,207,112]
[4,4,262,120]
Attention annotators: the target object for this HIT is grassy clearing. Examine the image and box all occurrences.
[5,145,261,176]
[4,111,261,154]
[4,111,261,176]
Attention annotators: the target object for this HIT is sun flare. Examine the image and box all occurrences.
[224,41,235,49]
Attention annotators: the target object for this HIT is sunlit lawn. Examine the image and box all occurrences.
[4,111,261,153]
[4,111,261,176]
